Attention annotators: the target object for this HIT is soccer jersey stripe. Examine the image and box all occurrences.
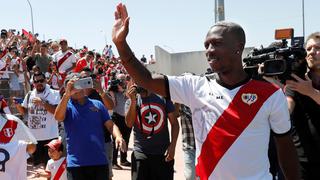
[195,80,278,179]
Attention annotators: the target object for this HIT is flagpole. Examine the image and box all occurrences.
[26,0,34,35]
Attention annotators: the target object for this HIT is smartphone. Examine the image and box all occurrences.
[74,77,93,89]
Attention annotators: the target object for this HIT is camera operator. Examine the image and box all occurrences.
[284,32,320,179]
[108,73,132,169]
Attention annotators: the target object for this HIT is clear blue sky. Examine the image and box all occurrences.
[2,0,318,59]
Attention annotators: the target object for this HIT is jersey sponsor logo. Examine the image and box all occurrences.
[136,103,165,134]
[241,93,258,105]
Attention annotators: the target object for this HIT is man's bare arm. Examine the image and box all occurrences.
[112,3,167,97]
[274,134,301,180]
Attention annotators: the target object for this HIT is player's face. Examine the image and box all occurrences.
[305,38,320,70]
[204,26,240,74]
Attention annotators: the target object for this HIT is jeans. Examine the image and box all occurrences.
[183,148,196,180]
[105,141,113,178]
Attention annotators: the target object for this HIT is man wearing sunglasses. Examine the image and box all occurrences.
[15,71,60,167]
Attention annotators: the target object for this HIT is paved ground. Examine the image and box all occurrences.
[27,126,186,180]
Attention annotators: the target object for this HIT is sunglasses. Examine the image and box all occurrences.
[34,79,45,83]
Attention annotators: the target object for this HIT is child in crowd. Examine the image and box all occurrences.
[46,62,62,90]
[9,64,23,98]
[36,139,67,180]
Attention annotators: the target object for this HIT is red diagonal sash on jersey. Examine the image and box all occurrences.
[57,51,72,70]
[0,119,18,143]
[53,158,66,180]
[195,80,279,179]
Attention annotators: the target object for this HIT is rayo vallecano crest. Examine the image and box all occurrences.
[241,93,258,105]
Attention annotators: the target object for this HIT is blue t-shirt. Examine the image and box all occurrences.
[64,97,111,167]
[126,94,175,155]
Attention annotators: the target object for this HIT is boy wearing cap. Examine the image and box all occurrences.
[37,139,67,180]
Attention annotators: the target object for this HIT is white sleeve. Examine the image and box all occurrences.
[48,90,61,105]
[167,75,195,106]
[3,106,11,114]
[21,93,30,108]
[269,89,291,135]
[52,54,57,62]
[70,54,77,63]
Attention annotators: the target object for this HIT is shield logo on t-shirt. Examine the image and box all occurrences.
[3,128,14,138]
[137,103,165,134]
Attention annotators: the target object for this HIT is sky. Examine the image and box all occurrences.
[1,0,318,59]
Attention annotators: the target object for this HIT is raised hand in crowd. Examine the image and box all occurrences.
[64,78,80,98]
[112,3,130,46]
[125,83,137,101]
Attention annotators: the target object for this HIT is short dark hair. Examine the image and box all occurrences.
[40,43,48,48]
[212,21,246,48]
[87,51,94,57]
[33,71,45,80]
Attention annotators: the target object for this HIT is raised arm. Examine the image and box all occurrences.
[54,79,77,122]
[112,3,167,97]
[124,85,137,128]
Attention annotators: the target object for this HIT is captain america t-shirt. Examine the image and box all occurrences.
[125,94,175,155]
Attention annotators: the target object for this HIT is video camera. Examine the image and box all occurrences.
[243,28,307,82]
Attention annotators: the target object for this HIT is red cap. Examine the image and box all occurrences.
[45,139,62,151]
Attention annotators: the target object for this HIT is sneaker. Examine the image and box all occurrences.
[112,164,123,170]
[120,160,131,167]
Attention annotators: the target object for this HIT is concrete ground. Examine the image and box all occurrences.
[27,126,186,180]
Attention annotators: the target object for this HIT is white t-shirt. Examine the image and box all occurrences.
[167,75,291,180]
[45,157,67,180]
[0,141,28,180]
[52,50,76,74]
[45,72,62,90]
[22,85,60,140]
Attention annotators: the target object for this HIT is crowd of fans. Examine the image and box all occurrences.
[0,28,157,180]
[0,28,155,102]
[1,4,320,178]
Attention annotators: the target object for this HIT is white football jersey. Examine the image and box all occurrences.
[53,50,76,73]
[46,157,67,180]
[0,141,28,180]
[168,75,290,180]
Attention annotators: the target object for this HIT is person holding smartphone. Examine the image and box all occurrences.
[54,72,126,180]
